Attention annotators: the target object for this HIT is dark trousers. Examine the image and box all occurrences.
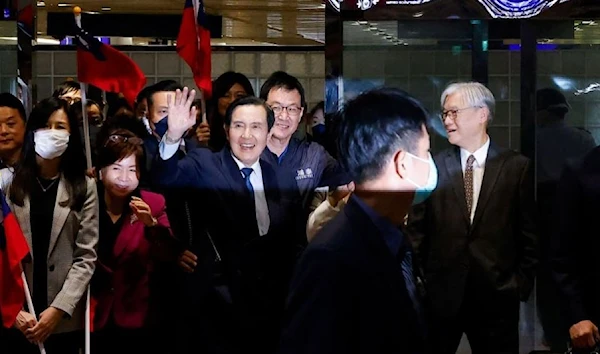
[0,327,82,354]
[92,323,158,354]
[430,284,520,354]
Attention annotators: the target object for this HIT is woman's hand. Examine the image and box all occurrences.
[178,250,198,273]
[14,310,37,337]
[25,307,63,343]
[195,122,211,146]
[130,196,157,227]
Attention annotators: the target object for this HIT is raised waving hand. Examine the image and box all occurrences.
[166,87,197,141]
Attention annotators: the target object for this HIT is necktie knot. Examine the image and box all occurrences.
[241,167,253,179]
[466,154,475,167]
[241,168,255,198]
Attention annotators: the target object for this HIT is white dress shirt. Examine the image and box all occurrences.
[159,136,270,236]
[460,137,490,222]
[230,155,270,236]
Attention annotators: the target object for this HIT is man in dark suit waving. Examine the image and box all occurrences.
[279,88,436,354]
[153,88,302,354]
[408,82,538,353]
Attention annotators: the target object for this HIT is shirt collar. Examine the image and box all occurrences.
[231,153,261,174]
[460,136,490,168]
[351,195,405,257]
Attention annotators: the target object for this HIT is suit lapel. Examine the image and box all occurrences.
[471,142,506,229]
[220,149,251,197]
[113,215,141,260]
[220,149,259,240]
[48,176,70,258]
[12,199,33,257]
[444,148,470,224]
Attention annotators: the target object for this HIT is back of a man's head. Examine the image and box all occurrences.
[259,71,306,109]
[337,87,429,185]
[536,87,570,117]
[0,93,26,122]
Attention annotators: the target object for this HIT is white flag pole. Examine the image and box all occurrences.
[74,7,92,354]
[21,271,47,354]
[200,89,207,124]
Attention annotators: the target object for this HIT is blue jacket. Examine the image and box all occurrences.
[262,138,350,211]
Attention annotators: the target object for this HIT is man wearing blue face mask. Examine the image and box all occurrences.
[141,80,202,354]
[279,88,433,354]
[407,82,538,354]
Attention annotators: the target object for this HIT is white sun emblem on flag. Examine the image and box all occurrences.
[357,0,378,10]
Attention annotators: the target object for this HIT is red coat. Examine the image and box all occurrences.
[92,190,173,330]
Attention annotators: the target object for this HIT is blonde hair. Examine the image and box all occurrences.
[441,82,495,122]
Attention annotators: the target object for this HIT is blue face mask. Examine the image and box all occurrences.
[312,124,326,135]
[405,152,438,205]
[153,116,168,137]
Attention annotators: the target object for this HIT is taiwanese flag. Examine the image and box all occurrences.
[0,191,29,328]
[75,25,147,107]
[177,0,212,99]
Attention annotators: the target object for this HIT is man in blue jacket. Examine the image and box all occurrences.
[259,71,350,211]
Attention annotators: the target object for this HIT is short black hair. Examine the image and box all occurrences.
[52,80,80,98]
[147,80,183,108]
[136,86,153,105]
[259,71,306,110]
[0,93,26,121]
[97,111,149,152]
[536,87,570,116]
[337,87,429,184]
[224,96,274,131]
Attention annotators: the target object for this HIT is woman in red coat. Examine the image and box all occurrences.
[91,128,177,354]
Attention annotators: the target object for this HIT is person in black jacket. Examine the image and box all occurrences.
[551,146,600,351]
[279,87,436,354]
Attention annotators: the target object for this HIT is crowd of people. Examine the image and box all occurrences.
[0,69,598,354]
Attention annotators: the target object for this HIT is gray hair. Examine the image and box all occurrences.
[440,82,495,122]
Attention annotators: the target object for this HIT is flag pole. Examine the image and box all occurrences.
[74,7,92,354]
[200,88,207,124]
[21,270,46,354]
[101,90,108,122]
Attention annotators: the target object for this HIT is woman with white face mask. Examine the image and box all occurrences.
[1,97,98,354]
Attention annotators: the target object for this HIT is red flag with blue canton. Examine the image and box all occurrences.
[0,191,29,328]
[177,0,212,99]
[75,25,147,107]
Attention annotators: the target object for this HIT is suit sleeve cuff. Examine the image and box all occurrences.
[159,135,179,160]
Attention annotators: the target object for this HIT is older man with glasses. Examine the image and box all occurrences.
[407,81,538,354]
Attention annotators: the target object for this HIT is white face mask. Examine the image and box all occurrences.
[34,129,70,160]
[404,152,438,205]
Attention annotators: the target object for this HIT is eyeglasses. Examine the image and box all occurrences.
[104,134,143,147]
[440,106,482,121]
[61,97,81,106]
[270,105,302,117]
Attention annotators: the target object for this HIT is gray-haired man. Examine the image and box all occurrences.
[407,82,538,354]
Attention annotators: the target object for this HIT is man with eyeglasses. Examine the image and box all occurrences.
[259,71,350,224]
[407,81,538,354]
[52,80,82,104]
